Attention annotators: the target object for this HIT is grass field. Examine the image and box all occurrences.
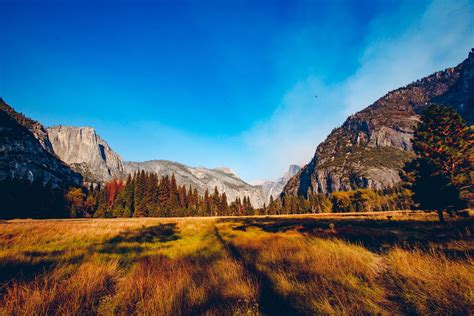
[0,211,473,315]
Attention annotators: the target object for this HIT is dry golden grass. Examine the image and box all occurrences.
[386,248,474,315]
[0,218,260,315]
[1,259,119,315]
[221,228,388,314]
[0,211,472,315]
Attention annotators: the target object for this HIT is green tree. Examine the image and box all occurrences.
[403,104,473,221]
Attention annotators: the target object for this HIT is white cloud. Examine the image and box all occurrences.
[343,0,474,115]
[241,0,473,182]
[241,76,342,180]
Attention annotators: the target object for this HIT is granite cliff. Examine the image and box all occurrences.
[47,126,125,183]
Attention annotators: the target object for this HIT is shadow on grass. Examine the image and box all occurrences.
[0,258,56,289]
[219,216,474,256]
[98,223,180,256]
[214,227,304,316]
[0,223,181,291]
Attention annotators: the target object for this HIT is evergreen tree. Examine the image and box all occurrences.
[167,174,180,216]
[124,174,135,216]
[158,175,170,215]
[212,186,220,215]
[220,192,228,215]
[203,189,211,216]
[403,104,473,221]
[134,171,147,217]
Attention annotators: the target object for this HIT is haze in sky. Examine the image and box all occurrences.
[1,0,473,182]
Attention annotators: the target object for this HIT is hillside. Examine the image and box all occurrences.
[283,50,474,197]
[0,99,82,188]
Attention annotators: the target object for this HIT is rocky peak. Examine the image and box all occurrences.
[47,126,125,183]
[213,167,238,177]
[259,164,302,203]
[287,165,302,177]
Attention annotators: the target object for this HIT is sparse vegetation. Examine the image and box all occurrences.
[0,211,472,315]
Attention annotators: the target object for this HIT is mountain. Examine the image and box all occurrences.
[283,50,474,197]
[124,160,265,208]
[258,165,301,203]
[47,126,125,183]
[45,126,265,207]
[0,99,82,188]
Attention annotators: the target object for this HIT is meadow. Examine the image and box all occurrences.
[0,211,473,315]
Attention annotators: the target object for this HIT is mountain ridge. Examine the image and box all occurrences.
[283,50,474,197]
[0,99,82,188]
[123,159,265,208]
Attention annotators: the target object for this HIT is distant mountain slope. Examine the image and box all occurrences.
[283,50,474,197]
[0,99,82,188]
[258,165,301,203]
[47,126,125,183]
[124,160,265,208]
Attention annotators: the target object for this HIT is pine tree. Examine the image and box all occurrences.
[403,104,473,221]
[220,192,228,215]
[204,189,211,216]
[159,175,170,215]
[167,174,179,216]
[212,186,220,216]
[124,174,135,216]
[134,171,146,217]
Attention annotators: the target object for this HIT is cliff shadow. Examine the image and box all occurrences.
[99,223,180,257]
[219,216,474,256]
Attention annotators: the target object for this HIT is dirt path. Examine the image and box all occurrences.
[214,226,304,316]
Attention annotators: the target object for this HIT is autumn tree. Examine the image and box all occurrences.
[65,187,86,218]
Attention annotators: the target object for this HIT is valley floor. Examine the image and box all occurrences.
[0,211,473,315]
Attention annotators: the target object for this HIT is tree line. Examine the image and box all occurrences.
[66,172,255,218]
[66,175,413,218]
[269,186,413,215]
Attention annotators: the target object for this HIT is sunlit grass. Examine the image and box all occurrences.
[386,248,474,315]
[0,211,472,315]
[218,224,389,314]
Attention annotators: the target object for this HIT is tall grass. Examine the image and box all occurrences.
[1,259,119,315]
[0,218,260,315]
[386,248,474,315]
[0,213,472,315]
[226,233,389,314]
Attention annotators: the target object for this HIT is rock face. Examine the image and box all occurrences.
[47,126,125,183]
[0,99,82,187]
[124,160,265,208]
[283,50,474,197]
[258,165,301,203]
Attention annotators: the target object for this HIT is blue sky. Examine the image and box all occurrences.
[1,0,473,182]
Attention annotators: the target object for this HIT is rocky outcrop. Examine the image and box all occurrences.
[0,99,82,188]
[258,165,301,203]
[124,160,265,208]
[283,50,474,197]
[47,126,125,183]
